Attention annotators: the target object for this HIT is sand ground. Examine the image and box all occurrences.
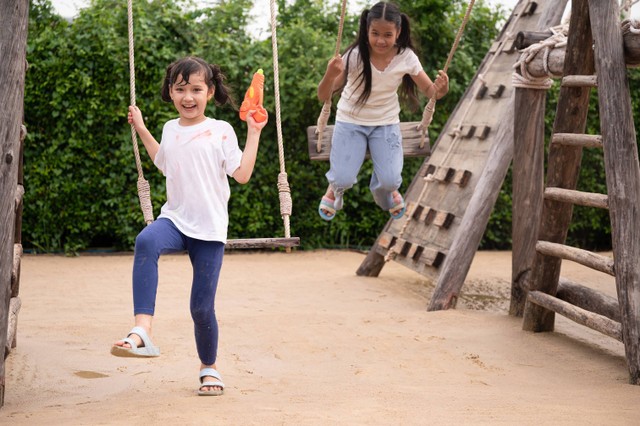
[2,249,639,425]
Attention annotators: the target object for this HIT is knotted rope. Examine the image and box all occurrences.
[417,0,476,148]
[127,0,154,225]
[512,24,568,90]
[270,0,294,244]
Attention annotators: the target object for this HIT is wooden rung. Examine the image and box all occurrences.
[476,83,488,99]
[461,125,476,138]
[557,277,620,322]
[15,184,24,211]
[433,167,453,182]
[419,247,446,268]
[535,240,614,276]
[527,290,622,342]
[552,133,603,148]
[12,243,22,296]
[307,122,430,161]
[407,244,420,259]
[489,84,506,98]
[378,232,395,249]
[225,237,300,250]
[503,38,518,53]
[433,211,455,229]
[6,297,22,353]
[477,125,491,140]
[488,41,501,54]
[452,169,472,187]
[561,75,598,87]
[523,1,538,16]
[544,187,608,209]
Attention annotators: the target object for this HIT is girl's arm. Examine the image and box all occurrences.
[128,106,160,161]
[233,111,269,184]
[412,70,449,100]
[317,55,345,102]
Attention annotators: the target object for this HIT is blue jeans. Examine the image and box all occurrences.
[132,218,225,365]
[325,121,403,211]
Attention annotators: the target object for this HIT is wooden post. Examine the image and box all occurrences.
[509,84,547,316]
[0,0,29,407]
[522,0,594,333]
[427,0,570,311]
[588,0,640,385]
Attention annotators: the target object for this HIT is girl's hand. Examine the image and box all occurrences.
[433,70,449,97]
[246,109,268,131]
[128,105,146,131]
[325,55,344,81]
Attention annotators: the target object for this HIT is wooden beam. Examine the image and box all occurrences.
[543,187,608,209]
[551,133,602,149]
[589,0,640,385]
[522,0,594,333]
[527,290,622,341]
[5,297,21,357]
[557,277,620,323]
[535,240,615,276]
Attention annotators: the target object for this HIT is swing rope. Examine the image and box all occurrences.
[315,0,348,153]
[127,0,154,225]
[417,0,476,148]
[269,0,293,242]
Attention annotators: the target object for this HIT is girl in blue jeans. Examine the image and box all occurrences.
[317,2,449,221]
[111,56,267,396]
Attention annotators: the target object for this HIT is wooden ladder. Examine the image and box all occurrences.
[520,0,640,384]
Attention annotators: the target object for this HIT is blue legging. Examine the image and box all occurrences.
[132,218,224,365]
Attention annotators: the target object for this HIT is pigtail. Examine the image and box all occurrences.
[209,64,236,108]
[160,62,175,102]
[345,8,373,106]
[397,13,419,111]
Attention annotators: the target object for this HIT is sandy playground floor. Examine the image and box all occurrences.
[2,249,640,425]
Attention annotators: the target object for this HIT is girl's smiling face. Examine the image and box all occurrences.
[367,19,399,58]
[169,71,213,126]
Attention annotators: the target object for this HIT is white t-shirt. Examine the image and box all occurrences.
[154,117,243,243]
[336,46,423,125]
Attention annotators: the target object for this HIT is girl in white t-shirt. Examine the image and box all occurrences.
[317,1,449,221]
[111,56,267,397]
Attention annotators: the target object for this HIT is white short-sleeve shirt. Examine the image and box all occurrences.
[336,46,423,125]
[154,117,243,242]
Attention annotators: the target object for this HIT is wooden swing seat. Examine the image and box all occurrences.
[226,237,300,250]
[306,122,430,161]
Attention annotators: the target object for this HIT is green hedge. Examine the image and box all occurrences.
[24,0,634,254]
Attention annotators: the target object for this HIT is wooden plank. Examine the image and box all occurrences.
[527,290,623,341]
[557,277,620,322]
[522,0,595,333]
[358,0,569,280]
[427,0,571,311]
[589,0,640,385]
[543,187,608,209]
[225,237,300,250]
[307,122,430,161]
[536,240,615,275]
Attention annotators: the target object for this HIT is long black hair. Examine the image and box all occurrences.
[160,56,236,108]
[342,2,420,111]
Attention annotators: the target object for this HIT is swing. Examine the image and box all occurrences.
[126,0,299,250]
[306,0,433,161]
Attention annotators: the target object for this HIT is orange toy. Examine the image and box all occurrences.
[239,69,267,123]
